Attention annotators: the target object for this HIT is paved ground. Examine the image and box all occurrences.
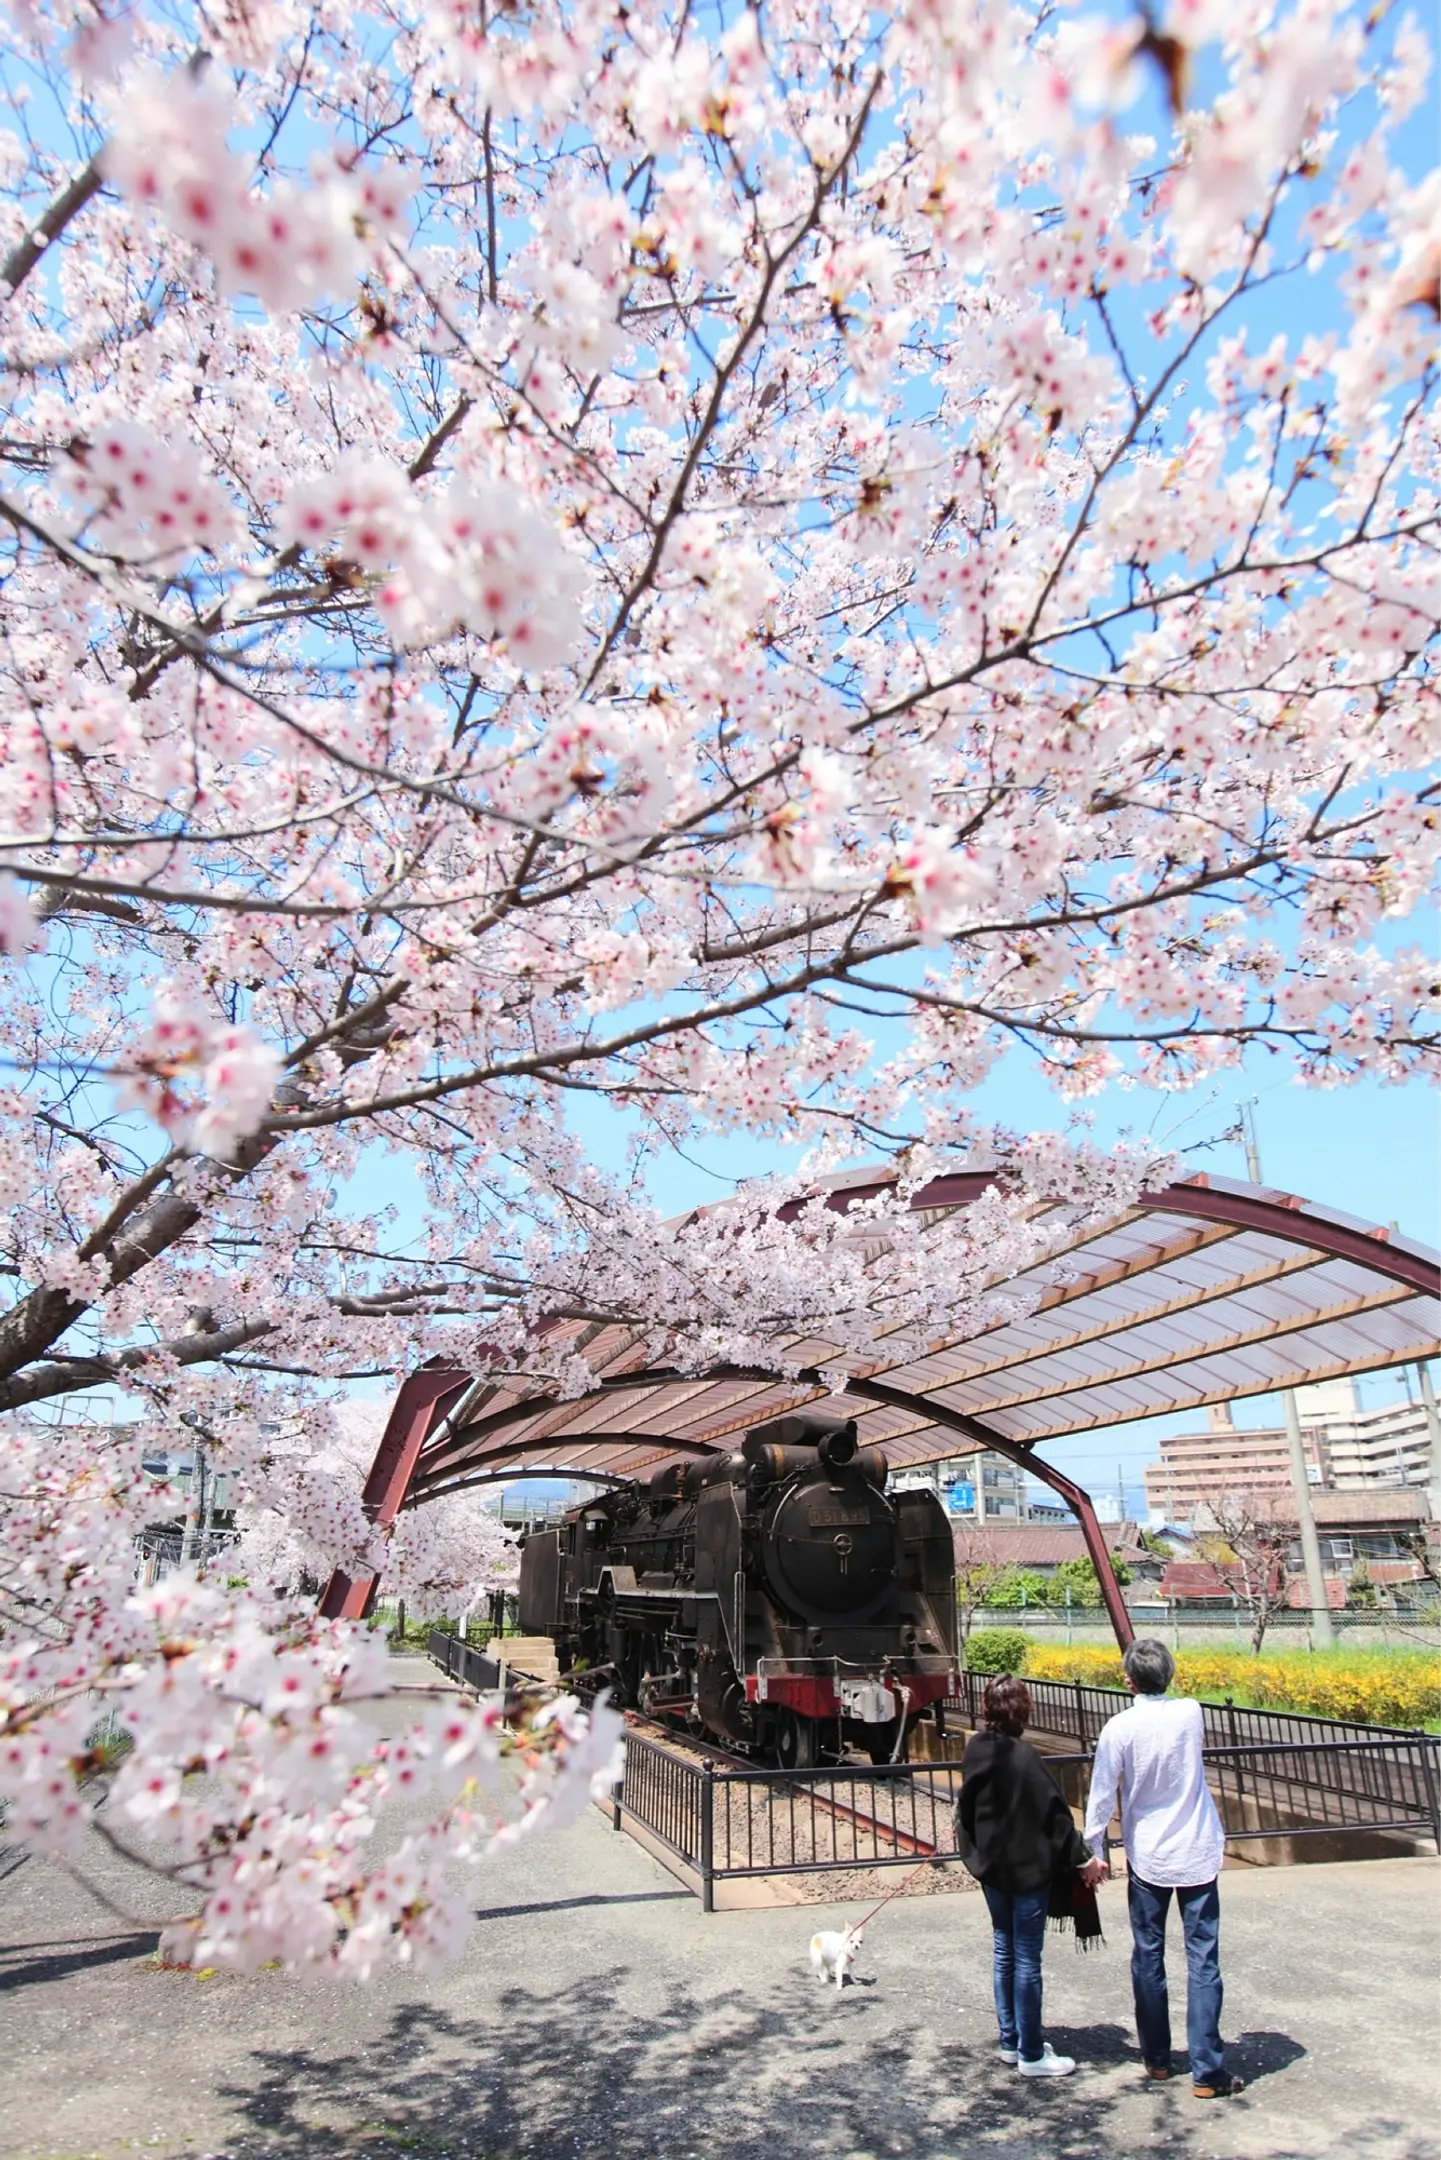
[2,1684,1438,2160]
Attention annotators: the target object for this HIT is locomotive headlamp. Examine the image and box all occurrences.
[817,1424,858,1470]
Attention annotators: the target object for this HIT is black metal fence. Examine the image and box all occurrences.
[423,1634,1441,1906]
[1201,1736,1441,1849]
[947,1668,1439,1756]
[946,1672,1441,1834]
[617,1730,969,1908]
[427,1627,503,1692]
[615,1724,1441,1909]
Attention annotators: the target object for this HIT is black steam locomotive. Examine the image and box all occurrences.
[516,1409,957,1765]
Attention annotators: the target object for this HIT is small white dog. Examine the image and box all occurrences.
[808,1926,863,1991]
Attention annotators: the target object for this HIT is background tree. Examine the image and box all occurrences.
[231,1400,517,1619]
[1346,1559,1379,1611]
[1047,1553,1134,1610]
[1193,1489,1296,1655]
[952,1526,1011,1644]
[984,1566,1054,1611]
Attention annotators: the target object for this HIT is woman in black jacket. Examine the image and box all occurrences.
[958,1676,1106,2078]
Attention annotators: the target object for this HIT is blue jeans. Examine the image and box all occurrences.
[1128,1874,1225,2082]
[982,1884,1049,2060]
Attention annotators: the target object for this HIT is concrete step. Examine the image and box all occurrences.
[493,1636,563,1680]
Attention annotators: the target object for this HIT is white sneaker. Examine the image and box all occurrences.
[1017,2044,1077,2078]
[998,2046,1019,2064]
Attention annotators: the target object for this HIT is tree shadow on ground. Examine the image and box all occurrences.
[154,1964,1405,2160]
[0,1929,159,1991]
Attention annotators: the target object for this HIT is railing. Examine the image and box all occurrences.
[946,1672,1441,1828]
[950,1669,1437,1751]
[621,1730,712,1873]
[427,1628,503,1692]
[1202,1737,1441,1848]
[951,1673,1122,1750]
[616,1724,1441,1909]
[422,1633,1440,1904]
[616,1733,968,1908]
[968,1606,1441,1644]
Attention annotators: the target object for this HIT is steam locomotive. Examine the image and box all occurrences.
[516,1408,957,1765]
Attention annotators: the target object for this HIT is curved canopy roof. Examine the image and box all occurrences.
[408,1171,1440,1504]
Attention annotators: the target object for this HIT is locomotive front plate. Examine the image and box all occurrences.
[763,1477,897,1620]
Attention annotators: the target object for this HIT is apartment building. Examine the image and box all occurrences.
[1311,1384,1433,1488]
[1143,1378,1435,1524]
[892,1449,1059,1523]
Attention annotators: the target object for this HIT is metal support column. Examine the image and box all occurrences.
[1418,1360,1441,1527]
[700,1758,716,1913]
[318,1364,470,1620]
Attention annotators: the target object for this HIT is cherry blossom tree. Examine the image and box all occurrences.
[1192,1486,1294,1651]
[232,1398,518,1616]
[952,1524,1011,1643]
[0,0,1437,1972]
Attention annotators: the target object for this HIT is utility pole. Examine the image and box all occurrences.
[180,1433,206,1566]
[1417,1359,1441,1527]
[1240,1102,1334,1646]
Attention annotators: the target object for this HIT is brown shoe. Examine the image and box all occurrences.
[1192,2076,1245,2099]
[1144,2065,1173,2082]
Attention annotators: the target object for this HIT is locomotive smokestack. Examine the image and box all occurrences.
[818,1424,858,1470]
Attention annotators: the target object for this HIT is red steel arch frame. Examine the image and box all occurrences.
[320,1173,1440,1649]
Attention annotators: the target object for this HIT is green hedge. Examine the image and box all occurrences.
[964,1627,1031,1674]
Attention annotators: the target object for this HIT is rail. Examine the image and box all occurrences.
[616,1725,1441,1909]
[946,1673,1441,1828]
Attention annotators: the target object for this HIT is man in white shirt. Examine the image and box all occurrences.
[1083,1638,1244,2099]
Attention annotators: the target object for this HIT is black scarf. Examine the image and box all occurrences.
[1047,1863,1104,1951]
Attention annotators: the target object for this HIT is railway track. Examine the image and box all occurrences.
[440,1643,955,1861]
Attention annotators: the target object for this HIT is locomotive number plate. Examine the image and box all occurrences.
[810,1507,871,1526]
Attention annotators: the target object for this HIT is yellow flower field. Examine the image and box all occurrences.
[1020,1643,1441,1729]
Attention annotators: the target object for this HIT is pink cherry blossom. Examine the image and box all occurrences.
[0,0,1435,1980]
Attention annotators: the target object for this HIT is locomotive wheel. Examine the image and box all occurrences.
[775,1710,817,1771]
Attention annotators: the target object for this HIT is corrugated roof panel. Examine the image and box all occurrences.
[407,1175,1439,1499]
